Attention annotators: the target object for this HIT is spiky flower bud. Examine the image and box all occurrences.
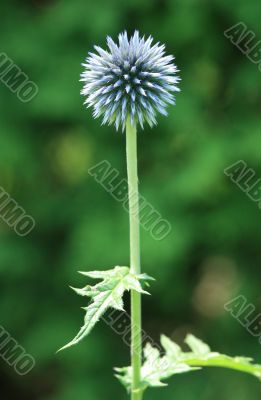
[81,31,180,130]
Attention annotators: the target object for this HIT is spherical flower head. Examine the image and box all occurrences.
[80,31,180,130]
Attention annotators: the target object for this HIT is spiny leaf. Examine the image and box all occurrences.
[58,266,153,352]
[136,273,155,288]
[184,334,211,357]
[115,340,197,391]
[137,273,155,281]
[160,335,182,359]
[116,334,261,392]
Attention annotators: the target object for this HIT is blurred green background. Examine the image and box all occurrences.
[1,0,261,399]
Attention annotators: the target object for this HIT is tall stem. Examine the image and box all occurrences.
[126,118,143,400]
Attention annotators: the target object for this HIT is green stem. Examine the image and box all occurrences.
[126,118,143,400]
[186,357,261,378]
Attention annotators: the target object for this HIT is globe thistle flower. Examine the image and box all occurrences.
[80,31,180,130]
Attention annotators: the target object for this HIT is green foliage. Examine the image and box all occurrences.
[59,267,153,351]
[116,334,261,393]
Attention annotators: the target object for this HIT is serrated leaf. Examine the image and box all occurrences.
[137,273,155,281]
[116,334,261,392]
[78,268,128,279]
[161,334,182,359]
[142,342,195,388]
[69,286,94,297]
[136,273,156,288]
[184,334,211,357]
[123,274,150,295]
[116,338,197,392]
[59,266,152,352]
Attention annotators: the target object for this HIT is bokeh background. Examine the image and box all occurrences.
[1,0,261,399]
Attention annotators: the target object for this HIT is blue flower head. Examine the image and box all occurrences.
[81,31,180,130]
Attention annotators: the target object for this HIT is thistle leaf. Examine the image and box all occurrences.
[184,334,211,357]
[136,273,155,288]
[58,266,153,352]
[116,334,261,392]
[160,334,182,359]
[137,273,155,281]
